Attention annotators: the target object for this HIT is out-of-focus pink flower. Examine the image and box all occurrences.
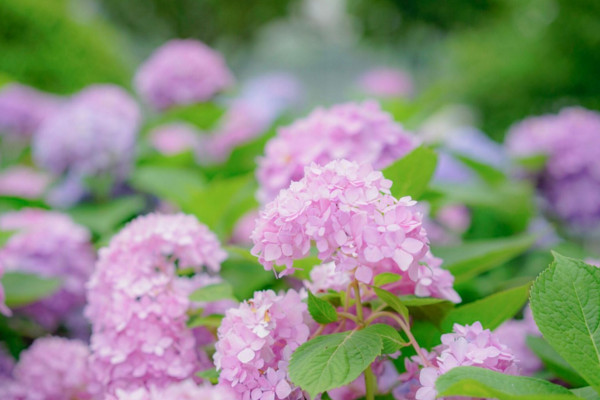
[0,83,62,138]
[1,337,93,400]
[214,289,311,400]
[108,380,235,400]
[358,67,414,98]
[0,167,50,199]
[586,258,600,267]
[134,39,233,110]
[252,160,430,288]
[86,213,227,395]
[506,107,600,233]
[149,123,201,155]
[303,262,352,294]
[0,209,95,329]
[229,210,259,246]
[257,101,418,203]
[494,306,542,376]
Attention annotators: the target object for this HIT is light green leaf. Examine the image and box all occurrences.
[68,195,146,235]
[373,273,401,287]
[455,154,506,185]
[155,102,225,130]
[433,234,536,284]
[441,283,530,331]
[367,323,407,354]
[571,387,600,400]
[187,314,224,328]
[382,146,438,199]
[530,253,600,393]
[196,368,219,384]
[129,166,205,208]
[2,272,62,307]
[436,366,579,399]
[373,287,409,321]
[289,329,382,398]
[0,230,15,247]
[189,282,235,303]
[307,291,338,324]
[526,336,587,387]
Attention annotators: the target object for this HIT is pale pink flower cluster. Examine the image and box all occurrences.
[0,209,95,329]
[214,289,311,400]
[107,380,234,400]
[358,67,414,98]
[149,123,200,155]
[0,83,62,138]
[85,213,227,394]
[252,160,430,286]
[134,39,233,110]
[257,101,418,202]
[304,262,352,294]
[0,167,50,199]
[401,322,518,400]
[0,337,93,400]
[494,306,542,376]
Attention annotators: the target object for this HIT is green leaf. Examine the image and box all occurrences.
[441,283,530,331]
[514,154,548,172]
[221,247,275,300]
[382,146,438,199]
[530,253,600,393]
[187,314,224,328]
[526,336,587,387]
[433,234,536,284]
[0,230,15,247]
[367,323,407,354]
[455,154,506,185]
[154,102,225,130]
[129,166,205,208]
[189,282,235,303]
[1,272,62,307]
[571,387,600,400]
[373,273,401,287]
[372,286,409,321]
[437,366,579,400]
[68,195,146,235]
[289,329,382,398]
[399,295,454,326]
[196,368,219,384]
[307,291,338,324]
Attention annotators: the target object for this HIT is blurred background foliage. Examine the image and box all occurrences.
[0,0,599,138]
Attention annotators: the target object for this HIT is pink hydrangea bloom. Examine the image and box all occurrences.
[252,160,430,286]
[33,85,140,182]
[0,83,62,138]
[494,306,542,376]
[304,262,352,294]
[506,107,600,232]
[86,213,228,394]
[358,67,414,98]
[0,167,50,199]
[256,101,418,202]
[404,322,518,400]
[149,123,200,155]
[586,258,600,267]
[4,337,93,400]
[134,39,233,110]
[108,380,234,400]
[0,209,95,329]
[214,289,311,400]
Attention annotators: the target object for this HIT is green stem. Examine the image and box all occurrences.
[353,280,364,326]
[364,364,377,400]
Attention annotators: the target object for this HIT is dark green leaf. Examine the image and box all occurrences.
[2,272,62,307]
[68,195,146,235]
[307,291,338,324]
[526,336,587,387]
[187,314,224,328]
[400,295,454,326]
[382,146,438,199]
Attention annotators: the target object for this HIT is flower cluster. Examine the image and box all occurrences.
[494,306,542,375]
[108,380,234,400]
[0,337,93,400]
[256,101,418,202]
[214,289,311,400]
[0,209,95,330]
[149,123,201,155]
[0,83,62,138]
[134,39,233,110]
[85,213,227,394]
[506,107,600,232]
[252,160,430,286]
[33,85,140,184]
[400,322,518,400]
[357,67,414,98]
[304,262,352,294]
[0,167,50,199]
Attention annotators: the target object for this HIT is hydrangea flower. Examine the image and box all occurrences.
[252,160,430,286]
[86,213,227,394]
[0,337,93,400]
[149,123,200,155]
[494,306,542,376]
[214,289,311,400]
[303,262,352,294]
[108,380,234,400]
[506,107,600,232]
[357,67,414,98]
[0,209,95,329]
[0,83,62,138]
[0,167,50,199]
[33,85,140,182]
[256,101,417,202]
[401,322,518,400]
[134,39,233,110]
